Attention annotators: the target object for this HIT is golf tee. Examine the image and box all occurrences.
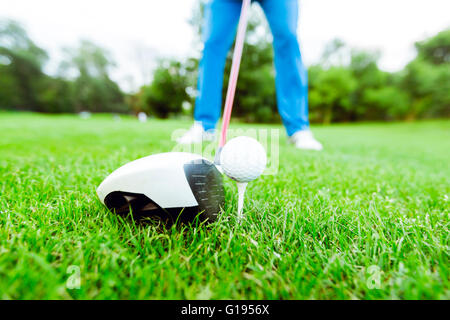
[237,182,248,222]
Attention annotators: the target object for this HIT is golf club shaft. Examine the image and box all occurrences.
[218,0,251,149]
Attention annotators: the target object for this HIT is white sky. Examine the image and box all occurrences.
[2,0,449,92]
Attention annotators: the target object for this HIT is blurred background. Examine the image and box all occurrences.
[1,0,449,123]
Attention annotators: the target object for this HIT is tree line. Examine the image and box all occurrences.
[0,19,126,114]
[1,15,449,123]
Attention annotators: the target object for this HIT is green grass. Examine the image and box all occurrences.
[0,112,448,299]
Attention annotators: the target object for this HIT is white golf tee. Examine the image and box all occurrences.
[236,182,248,222]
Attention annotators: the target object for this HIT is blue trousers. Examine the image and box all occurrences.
[194,0,309,136]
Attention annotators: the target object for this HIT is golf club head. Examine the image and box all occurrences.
[97,152,225,224]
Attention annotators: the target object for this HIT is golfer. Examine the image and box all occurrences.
[178,0,322,150]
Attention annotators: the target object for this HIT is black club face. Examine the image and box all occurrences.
[183,159,225,223]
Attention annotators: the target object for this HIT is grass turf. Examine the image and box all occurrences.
[0,112,448,299]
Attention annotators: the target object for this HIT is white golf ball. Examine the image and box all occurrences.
[220,136,267,183]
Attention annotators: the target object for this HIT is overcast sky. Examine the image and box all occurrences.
[2,0,449,92]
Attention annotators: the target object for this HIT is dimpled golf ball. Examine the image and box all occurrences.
[220,136,267,183]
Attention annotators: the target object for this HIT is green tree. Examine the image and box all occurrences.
[36,76,76,113]
[349,50,392,120]
[138,60,191,118]
[309,65,357,124]
[59,40,126,113]
[363,86,410,119]
[402,29,450,119]
[415,28,450,65]
[0,19,48,110]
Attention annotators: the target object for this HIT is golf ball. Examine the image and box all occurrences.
[220,136,267,182]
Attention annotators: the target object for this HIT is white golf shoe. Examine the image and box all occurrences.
[177,122,215,145]
[289,129,323,151]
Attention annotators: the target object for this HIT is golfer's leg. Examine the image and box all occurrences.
[261,0,309,136]
[194,0,242,131]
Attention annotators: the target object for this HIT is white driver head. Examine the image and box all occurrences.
[97,152,224,223]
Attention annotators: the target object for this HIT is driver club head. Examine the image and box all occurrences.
[97,152,225,224]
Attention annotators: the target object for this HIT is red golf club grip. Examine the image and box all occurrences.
[219,0,251,148]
